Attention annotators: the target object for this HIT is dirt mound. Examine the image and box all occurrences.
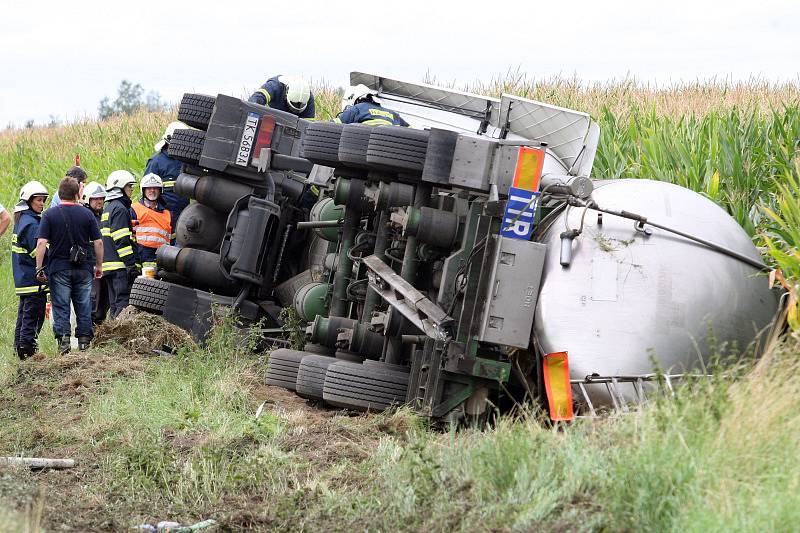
[93,307,195,354]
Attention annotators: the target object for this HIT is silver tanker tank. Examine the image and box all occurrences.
[534,179,779,405]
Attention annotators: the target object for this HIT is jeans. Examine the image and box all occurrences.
[15,292,46,352]
[106,269,132,318]
[50,269,93,339]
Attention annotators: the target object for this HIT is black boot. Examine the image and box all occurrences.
[57,336,71,355]
[77,336,91,351]
[16,345,35,360]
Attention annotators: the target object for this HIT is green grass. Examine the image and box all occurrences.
[0,77,799,530]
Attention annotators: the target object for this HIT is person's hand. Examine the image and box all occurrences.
[127,267,141,283]
[35,268,48,284]
[94,265,103,279]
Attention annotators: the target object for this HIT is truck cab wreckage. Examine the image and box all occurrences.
[130,72,780,423]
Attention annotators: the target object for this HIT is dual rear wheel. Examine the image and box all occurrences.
[265,348,409,411]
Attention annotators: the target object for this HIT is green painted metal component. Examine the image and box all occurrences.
[310,197,344,242]
[333,178,351,206]
[293,282,330,321]
[468,356,511,382]
[403,206,423,236]
[309,315,331,346]
[431,377,475,417]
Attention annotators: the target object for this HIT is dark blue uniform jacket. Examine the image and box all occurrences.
[12,209,47,296]
[334,102,409,127]
[248,75,316,118]
[144,149,185,238]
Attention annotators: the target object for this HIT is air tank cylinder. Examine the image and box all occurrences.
[175,203,227,251]
[156,245,237,296]
[174,172,255,213]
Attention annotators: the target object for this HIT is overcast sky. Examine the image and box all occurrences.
[1,0,797,127]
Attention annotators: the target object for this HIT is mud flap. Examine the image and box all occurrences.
[163,284,260,343]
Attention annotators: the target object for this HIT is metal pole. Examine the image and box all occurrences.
[400,183,431,283]
[385,183,431,364]
[361,210,390,323]
[330,206,359,317]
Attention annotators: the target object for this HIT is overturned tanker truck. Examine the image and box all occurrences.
[130,72,780,422]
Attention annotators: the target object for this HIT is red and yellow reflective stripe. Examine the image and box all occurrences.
[542,351,574,421]
[512,146,545,191]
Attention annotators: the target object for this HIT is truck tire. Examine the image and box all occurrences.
[304,343,334,356]
[295,355,338,400]
[301,123,344,166]
[338,124,372,168]
[366,127,430,173]
[129,277,170,315]
[334,350,364,363]
[362,359,409,373]
[323,361,409,411]
[265,348,307,391]
[177,94,216,130]
[421,128,459,183]
[168,129,205,164]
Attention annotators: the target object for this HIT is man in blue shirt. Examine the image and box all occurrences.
[35,177,103,354]
[333,84,409,127]
[50,166,88,207]
[248,75,316,119]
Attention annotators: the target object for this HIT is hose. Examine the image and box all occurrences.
[571,198,768,272]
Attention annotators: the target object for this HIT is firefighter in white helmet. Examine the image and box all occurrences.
[333,84,409,127]
[145,121,189,238]
[82,181,109,324]
[248,75,316,118]
[12,181,49,359]
[102,170,139,318]
[131,173,171,271]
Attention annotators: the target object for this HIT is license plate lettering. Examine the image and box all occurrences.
[236,112,261,166]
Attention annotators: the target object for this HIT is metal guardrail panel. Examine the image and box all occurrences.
[497,94,592,175]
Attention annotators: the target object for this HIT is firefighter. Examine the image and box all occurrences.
[11,181,49,359]
[145,121,188,239]
[333,84,409,127]
[83,181,109,325]
[131,173,171,270]
[102,170,139,318]
[248,75,316,118]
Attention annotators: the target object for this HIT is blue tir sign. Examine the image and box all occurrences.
[500,187,539,240]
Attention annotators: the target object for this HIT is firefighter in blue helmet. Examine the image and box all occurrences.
[333,84,409,127]
[11,181,49,359]
[144,121,187,240]
[248,75,316,119]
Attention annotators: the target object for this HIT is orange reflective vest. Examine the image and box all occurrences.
[131,201,172,249]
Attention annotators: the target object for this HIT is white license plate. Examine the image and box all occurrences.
[235,112,260,166]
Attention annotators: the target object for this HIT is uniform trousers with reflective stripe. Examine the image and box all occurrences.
[106,269,132,318]
[138,246,158,268]
[92,277,110,325]
[14,292,46,356]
